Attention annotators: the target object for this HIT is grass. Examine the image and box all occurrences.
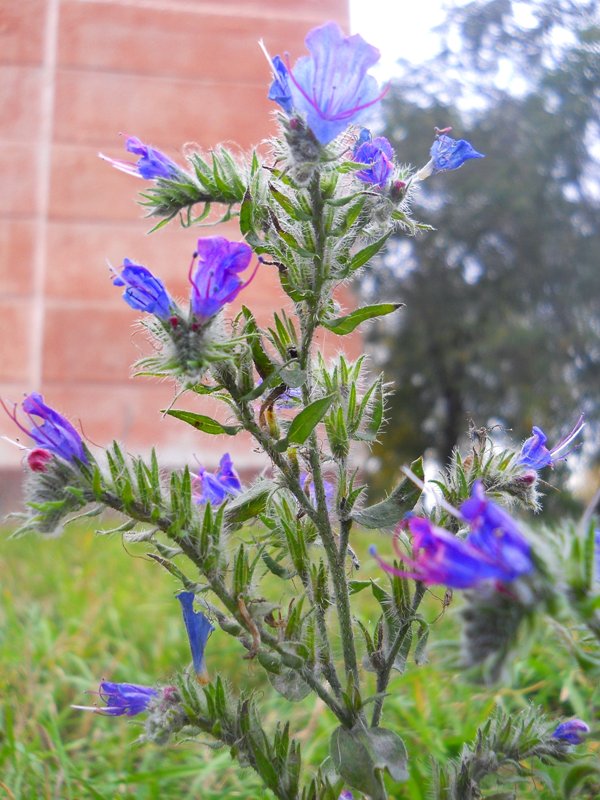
[0,523,597,799]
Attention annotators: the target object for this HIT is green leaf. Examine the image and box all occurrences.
[367,728,409,783]
[164,409,241,436]
[322,303,404,336]
[268,668,311,702]
[330,727,385,800]
[242,305,275,379]
[239,189,254,237]
[224,480,276,525]
[347,234,390,273]
[352,457,424,528]
[285,395,335,446]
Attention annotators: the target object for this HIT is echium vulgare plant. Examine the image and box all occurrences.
[4,21,599,800]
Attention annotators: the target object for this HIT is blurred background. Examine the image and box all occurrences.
[1,0,598,512]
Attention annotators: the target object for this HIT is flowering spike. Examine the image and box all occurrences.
[189,237,256,320]
[518,414,585,470]
[177,591,215,682]
[112,259,173,320]
[194,453,242,505]
[99,135,181,180]
[551,719,590,745]
[352,128,394,187]
[271,22,386,144]
[72,681,158,716]
[3,393,87,464]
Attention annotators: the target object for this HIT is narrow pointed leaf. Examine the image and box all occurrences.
[323,303,404,336]
[352,457,424,529]
[285,395,335,446]
[164,409,241,436]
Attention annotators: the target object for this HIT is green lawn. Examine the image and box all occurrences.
[0,524,596,799]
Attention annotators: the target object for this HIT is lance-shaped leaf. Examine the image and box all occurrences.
[346,233,391,274]
[279,395,335,448]
[224,480,277,525]
[330,725,408,799]
[241,306,275,379]
[351,457,424,529]
[164,409,242,436]
[322,303,404,336]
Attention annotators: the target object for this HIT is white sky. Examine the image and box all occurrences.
[349,0,448,78]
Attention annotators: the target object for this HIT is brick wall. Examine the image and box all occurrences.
[0,0,355,509]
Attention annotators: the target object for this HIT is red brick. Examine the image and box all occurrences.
[0,0,46,66]
[0,143,39,215]
[42,305,139,383]
[0,220,36,296]
[0,66,43,141]
[52,69,273,149]
[0,300,33,382]
[57,2,328,83]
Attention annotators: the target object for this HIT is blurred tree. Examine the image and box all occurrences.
[363,0,600,491]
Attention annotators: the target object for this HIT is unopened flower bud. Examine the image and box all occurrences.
[27,448,53,472]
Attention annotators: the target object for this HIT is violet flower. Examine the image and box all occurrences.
[552,719,590,745]
[353,129,394,187]
[430,134,485,174]
[72,681,158,716]
[194,453,242,505]
[112,259,173,320]
[461,480,533,582]
[268,54,293,114]
[100,136,180,180]
[2,393,87,464]
[371,482,532,589]
[177,591,215,681]
[189,237,258,320]
[518,414,585,470]
[268,22,386,145]
[301,472,335,510]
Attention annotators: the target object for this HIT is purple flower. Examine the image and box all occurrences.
[193,453,242,505]
[189,237,258,320]
[100,136,180,180]
[339,793,354,800]
[552,719,590,745]
[268,54,293,114]
[177,591,215,682]
[72,681,158,716]
[429,133,485,174]
[301,472,335,510]
[2,393,87,464]
[370,517,507,589]
[353,129,394,187]
[461,481,533,582]
[518,415,585,470]
[273,22,386,145]
[112,259,172,320]
[371,482,532,589]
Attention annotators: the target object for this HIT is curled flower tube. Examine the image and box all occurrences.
[552,719,590,745]
[266,22,387,144]
[72,681,158,716]
[177,591,215,683]
[518,414,585,470]
[112,259,173,320]
[100,135,181,180]
[189,237,258,321]
[2,393,87,464]
[193,453,242,505]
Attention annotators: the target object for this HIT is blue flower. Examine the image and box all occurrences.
[339,792,354,800]
[371,482,532,589]
[194,453,242,505]
[3,393,87,464]
[552,719,590,745]
[301,472,335,510]
[271,22,386,145]
[189,237,258,320]
[429,133,485,174]
[100,136,181,180]
[268,54,293,114]
[112,259,173,320]
[518,414,585,470]
[177,591,215,682]
[353,129,394,187]
[370,517,507,589]
[461,481,533,582]
[73,681,158,716]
